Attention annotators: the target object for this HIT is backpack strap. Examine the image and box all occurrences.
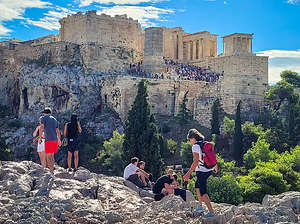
[196,141,206,167]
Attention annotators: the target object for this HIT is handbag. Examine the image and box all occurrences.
[62,137,68,147]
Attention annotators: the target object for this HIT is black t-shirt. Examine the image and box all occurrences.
[152,175,173,194]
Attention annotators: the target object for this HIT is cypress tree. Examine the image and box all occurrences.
[233,101,244,163]
[122,80,162,179]
[177,91,192,124]
[211,98,221,135]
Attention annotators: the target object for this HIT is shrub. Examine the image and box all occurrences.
[207,173,243,205]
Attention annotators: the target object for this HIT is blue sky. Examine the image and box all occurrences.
[0,0,299,83]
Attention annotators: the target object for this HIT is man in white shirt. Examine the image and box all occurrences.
[123,157,147,188]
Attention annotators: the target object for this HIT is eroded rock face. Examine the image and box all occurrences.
[0,160,299,224]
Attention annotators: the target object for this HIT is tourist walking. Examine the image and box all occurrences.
[33,116,46,168]
[183,129,217,218]
[64,114,82,172]
[39,107,61,174]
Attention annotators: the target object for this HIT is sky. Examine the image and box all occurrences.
[0,0,299,84]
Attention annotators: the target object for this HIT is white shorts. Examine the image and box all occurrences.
[37,139,45,152]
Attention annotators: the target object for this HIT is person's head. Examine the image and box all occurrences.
[42,107,52,114]
[187,128,205,144]
[138,161,145,169]
[71,114,78,124]
[131,157,139,165]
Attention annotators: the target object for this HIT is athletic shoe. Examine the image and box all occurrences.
[195,205,204,213]
[68,168,72,172]
[73,168,77,172]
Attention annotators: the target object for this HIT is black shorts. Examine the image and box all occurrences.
[127,174,144,188]
[195,171,212,195]
[67,138,79,153]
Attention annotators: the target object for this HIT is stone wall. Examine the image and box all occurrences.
[59,11,144,53]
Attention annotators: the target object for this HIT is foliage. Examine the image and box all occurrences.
[223,116,235,137]
[180,141,193,168]
[280,70,300,87]
[123,80,162,179]
[243,138,278,169]
[166,138,177,157]
[176,91,192,124]
[91,130,124,176]
[0,136,11,161]
[211,98,221,136]
[238,162,289,203]
[242,122,265,153]
[216,154,241,176]
[78,133,104,171]
[207,173,243,205]
[232,101,244,163]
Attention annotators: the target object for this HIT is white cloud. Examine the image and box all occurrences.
[26,7,76,30]
[98,5,174,27]
[0,0,51,36]
[287,0,300,4]
[79,0,166,7]
[257,49,300,84]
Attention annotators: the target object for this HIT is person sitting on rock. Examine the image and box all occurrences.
[153,170,187,201]
[123,157,148,188]
[137,161,153,188]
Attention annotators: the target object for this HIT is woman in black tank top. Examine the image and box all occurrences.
[64,114,82,172]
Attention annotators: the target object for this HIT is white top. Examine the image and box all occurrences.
[123,163,139,179]
[192,144,214,172]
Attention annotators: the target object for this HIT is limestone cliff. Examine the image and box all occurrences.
[0,161,299,224]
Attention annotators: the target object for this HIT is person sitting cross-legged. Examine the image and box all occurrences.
[123,157,148,188]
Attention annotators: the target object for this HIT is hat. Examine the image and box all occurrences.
[42,107,52,114]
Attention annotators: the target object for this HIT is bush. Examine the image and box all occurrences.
[216,155,241,176]
[91,130,124,176]
[239,162,289,203]
[207,173,243,205]
[167,139,177,156]
[0,136,11,161]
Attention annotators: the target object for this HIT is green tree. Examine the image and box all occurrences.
[280,70,300,87]
[123,80,162,179]
[242,122,265,153]
[91,130,124,176]
[243,138,278,169]
[166,139,177,157]
[211,98,221,135]
[223,116,235,137]
[177,91,192,124]
[180,141,193,168]
[232,101,244,164]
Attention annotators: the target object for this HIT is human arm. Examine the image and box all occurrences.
[77,121,82,134]
[64,123,67,137]
[56,128,61,146]
[33,126,39,137]
[183,151,199,182]
[39,124,44,143]
[138,168,149,179]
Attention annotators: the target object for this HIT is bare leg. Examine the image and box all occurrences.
[74,151,79,169]
[38,152,46,168]
[47,153,54,173]
[196,188,203,206]
[138,173,147,186]
[202,194,213,213]
[67,151,72,169]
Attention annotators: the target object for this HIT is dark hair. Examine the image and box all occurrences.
[67,114,78,138]
[187,129,205,141]
[42,107,52,114]
[154,193,165,201]
[138,161,145,168]
[173,174,178,181]
[131,157,139,164]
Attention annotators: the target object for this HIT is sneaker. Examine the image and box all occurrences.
[204,212,214,218]
[195,205,204,213]
[68,168,72,172]
[73,168,77,172]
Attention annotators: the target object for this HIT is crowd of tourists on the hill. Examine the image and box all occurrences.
[32,108,216,218]
[33,107,82,174]
[127,58,223,83]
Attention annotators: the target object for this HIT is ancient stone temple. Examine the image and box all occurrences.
[0,10,269,129]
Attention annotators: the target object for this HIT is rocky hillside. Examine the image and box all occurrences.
[0,160,299,224]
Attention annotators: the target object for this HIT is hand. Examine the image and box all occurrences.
[183,174,190,182]
[213,165,218,173]
[58,139,62,147]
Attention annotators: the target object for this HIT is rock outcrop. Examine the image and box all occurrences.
[0,161,299,224]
